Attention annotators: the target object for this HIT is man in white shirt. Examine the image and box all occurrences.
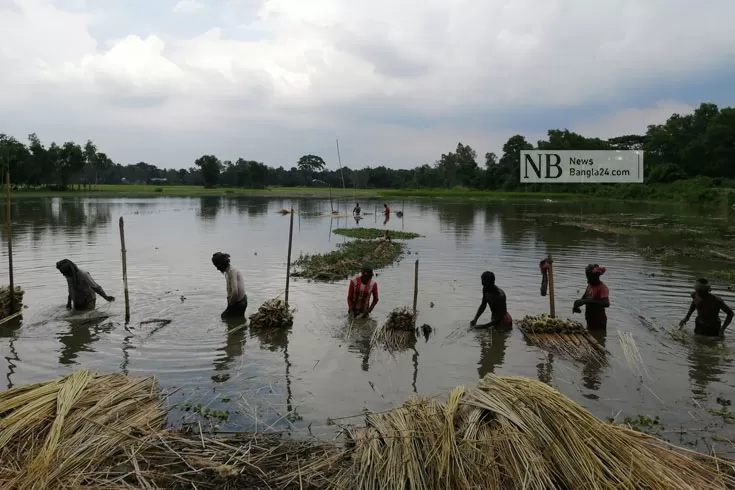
[211,252,248,318]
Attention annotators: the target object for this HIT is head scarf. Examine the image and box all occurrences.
[585,264,606,276]
[694,278,711,293]
[481,271,496,289]
[56,259,80,285]
[212,252,231,269]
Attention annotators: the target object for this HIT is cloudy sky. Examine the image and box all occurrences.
[1,0,734,170]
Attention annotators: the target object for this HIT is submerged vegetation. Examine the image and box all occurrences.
[292,240,406,281]
[333,227,422,239]
[0,286,23,320]
[2,370,733,490]
[518,314,608,364]
[248,298,294,328]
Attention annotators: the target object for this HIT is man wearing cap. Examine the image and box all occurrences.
[348,263,379,317]
[573,264,610,329]
[679,278,733,337]
[212,252,248,318]
[470,271,512,329]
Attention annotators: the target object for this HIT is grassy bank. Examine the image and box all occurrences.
[7,180,734,205]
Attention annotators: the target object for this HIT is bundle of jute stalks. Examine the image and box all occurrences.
[518,314,607,364]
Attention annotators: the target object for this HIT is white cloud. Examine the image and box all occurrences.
[173,0,205,14]
[0,0,734,168]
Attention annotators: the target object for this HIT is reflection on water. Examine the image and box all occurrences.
[687,337,733,397]
[0,195,733,439]
[57,314,114,366]
[477,328,510,378]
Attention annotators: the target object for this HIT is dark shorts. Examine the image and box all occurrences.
[225,295,248,317]
[585,312,607,330]
[497,312,513,330]
[694,319,721,337]
[74,299,96,311]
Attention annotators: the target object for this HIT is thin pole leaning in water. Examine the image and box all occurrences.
[285,207,295,306]
[5,172,15,312]
[548,254,555,318]
[412,259,419,316]
[119,217,130,323]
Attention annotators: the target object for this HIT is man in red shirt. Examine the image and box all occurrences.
[348,263,379,317]
[573,264,610,330]
[679,278,733,337]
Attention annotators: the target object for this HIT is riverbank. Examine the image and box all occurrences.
[7,180,734,205]
[2,370,733,490]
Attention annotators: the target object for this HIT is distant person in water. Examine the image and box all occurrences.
[470,271,512,329]
[383,203,390,215]
[679,279,733,338]
[348,263,379,317]
[56,259,115,311]
[573,264,610,329]
[212,252,248,318]
[353,202,361,215]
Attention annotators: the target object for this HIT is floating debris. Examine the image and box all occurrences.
[248,298,294,328]
[518,314,607,364]
[333,228,421,240]
[0,285,24,320]
[292,240,406,281]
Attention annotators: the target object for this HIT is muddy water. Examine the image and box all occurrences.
[1,196,734,450]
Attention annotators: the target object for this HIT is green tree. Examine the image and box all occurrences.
[195,155,222,187]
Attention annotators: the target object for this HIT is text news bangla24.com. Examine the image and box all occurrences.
[520,150,644,184]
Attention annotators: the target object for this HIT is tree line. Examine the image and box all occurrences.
[1,102,733,192]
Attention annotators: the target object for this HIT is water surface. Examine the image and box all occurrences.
[0,196,734,450]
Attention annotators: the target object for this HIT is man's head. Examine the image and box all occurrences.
[694,278,712,295]
[383,203,388,208]
[585,264,606,284]
[56,259,77,278]
[360,262,374,281]
[212,252,231,273]
[481,271,496,289]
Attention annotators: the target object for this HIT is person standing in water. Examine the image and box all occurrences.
[212,252,248,318]
[679,278,733,338]
[353,202,361,216]
[348,263,379,317]
[56,259,115,311]
[573,264,610,329]
[470,271,512,329]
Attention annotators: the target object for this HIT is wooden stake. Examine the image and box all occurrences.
[285,207,295,306]
[412,259,419,316]
[548,255,556,318]
[5,172,15,313]
[119,217,130,323]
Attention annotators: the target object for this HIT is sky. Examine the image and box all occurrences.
[1,0,734,170]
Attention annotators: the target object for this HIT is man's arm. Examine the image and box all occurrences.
[88,273,114,301]
[681,301,696,325]
[471,295,488,325]
[347,280,355,312]
[368,283,379,312]
[721,300,733,333]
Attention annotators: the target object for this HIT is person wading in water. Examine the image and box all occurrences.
[573,264,610,329]
[348,263,379,318]
[353,202,361,216]
[56,259,115,311]
[679,278,733,338]
[470,271,512,329]
[212,252,248,318]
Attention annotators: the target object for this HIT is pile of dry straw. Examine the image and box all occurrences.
[249,298,294,328]
[0,286,23,320]
[1,370,734,490]
[519,313,608,364]
[371,306,417,351]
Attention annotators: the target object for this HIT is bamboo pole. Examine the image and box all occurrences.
[285,207,295,306]
[548,255,556,318]
[412,259,419,316]
[5,172,15,313]
[119,217,130,323]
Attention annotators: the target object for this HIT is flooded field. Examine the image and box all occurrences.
[0,195,734,452]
